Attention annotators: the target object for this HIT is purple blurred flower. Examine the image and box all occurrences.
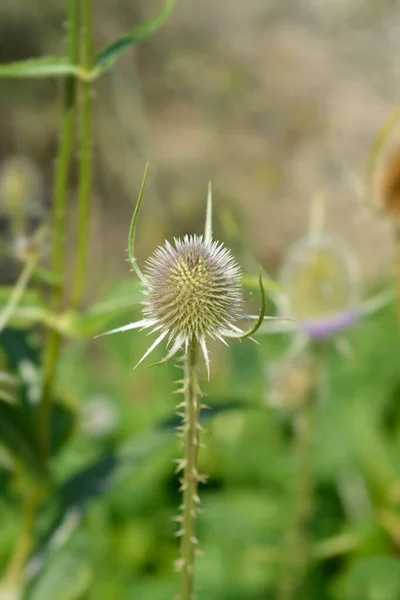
[300,309,360,340]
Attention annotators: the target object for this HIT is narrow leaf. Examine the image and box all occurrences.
[204,181,213,242]
[236,268,266,339]
[127,163,149,282]
[95,0,175,73]
[0,288,46,330]
[0,247,40,333]
[0,57,78,78]
[71,278,143,336]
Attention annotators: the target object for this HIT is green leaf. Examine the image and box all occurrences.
[71,278,143,336]
[0,400,46,481]
[0,258,39,334]
[0,289,66,334]
[0,278,144,338]
[0,57,78,78]
[0,326,42,415]
[0,327,40,370]
[49,402,76,457]
[340,399,397,501]
[0,328,74,458]
[95,0,175,74]
[32,399,253,564]
[27,533,91,600]
[339,556,400,600]
[32,430,165,568]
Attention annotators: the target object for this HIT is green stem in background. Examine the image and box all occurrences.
[71,0,92,310]
[2,492,40,586]
[178,341,201,600]
[37,0,79,460]
[394,223,400,325]
[276,342,324,600]
[0,245,41,333]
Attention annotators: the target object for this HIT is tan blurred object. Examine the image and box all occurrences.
[279,236,360,320]
[267,354,312,412]
[373,141,400,217]
[0,0,398,288]
[0,156,44,240]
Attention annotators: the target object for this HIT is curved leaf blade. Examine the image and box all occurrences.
[71,278,143,336]
[0,57,78,78]
[95,0,175,74]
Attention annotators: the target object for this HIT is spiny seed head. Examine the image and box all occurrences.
[142,235,243,343]
[96,170,267,374]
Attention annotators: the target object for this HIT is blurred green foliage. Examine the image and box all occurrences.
[1,282,399,599]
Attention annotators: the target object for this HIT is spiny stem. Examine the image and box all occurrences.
[37,0,79,461]
[276,342,323,600]
[179,340,200,600]
[71,0,92,309]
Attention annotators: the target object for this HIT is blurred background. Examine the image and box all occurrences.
[1,1,400,599]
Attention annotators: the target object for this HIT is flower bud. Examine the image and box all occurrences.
[0,155,44,242]
[278,234,361,340]
[372,141,400,217]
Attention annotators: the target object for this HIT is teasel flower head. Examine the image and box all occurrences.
[279,231,361,340]
[142,234,244,358]
[96,165,270,377]
[259,193,393,352]
[258,194,393,415]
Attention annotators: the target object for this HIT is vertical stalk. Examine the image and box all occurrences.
[3,492,40,585]
[394,222,400,325]
[276,342,323,600]
[179,340,200,600]
[71,0,92,310]
[37,0,79,460]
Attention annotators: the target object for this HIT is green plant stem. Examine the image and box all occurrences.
[179,340,200,600]
[0,248,39,333]
[395,222,400,325]
[276,342,323,600]
[3,492,40,586]
[71,0,92,309]
[37,0,79,461]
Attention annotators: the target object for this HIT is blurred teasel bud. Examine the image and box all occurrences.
[279,235,360,321]
[277,193,362,341]
[0,155,45,255]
